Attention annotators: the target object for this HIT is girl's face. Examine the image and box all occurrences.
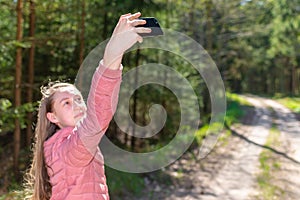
[46,86,87,128]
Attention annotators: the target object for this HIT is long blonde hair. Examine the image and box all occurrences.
[25,82,75,200]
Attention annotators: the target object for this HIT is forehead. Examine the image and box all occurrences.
[53,86,82,99]
[58,85,80,94]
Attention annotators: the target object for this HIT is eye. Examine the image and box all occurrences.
[74,96,83,104]
[64,100,71,105]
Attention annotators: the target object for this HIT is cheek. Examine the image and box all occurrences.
[64,105,74,114]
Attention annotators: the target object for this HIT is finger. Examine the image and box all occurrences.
[128,12,141,21]
[121,13,132,18]
[137,35,143,43]
[135,27,152,34]
[119,13,131,23]
[131,19,146,27]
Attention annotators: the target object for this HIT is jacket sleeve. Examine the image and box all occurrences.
[64,60,122,166]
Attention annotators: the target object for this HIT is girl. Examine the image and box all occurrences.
[25,12,151,200]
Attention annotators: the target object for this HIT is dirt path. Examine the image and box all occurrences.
[121,96,300,200]
[263,98,300,199]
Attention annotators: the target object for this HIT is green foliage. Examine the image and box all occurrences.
[267,0,300,60]
[11,41,32,49]
[0,98,14,134]
[0,98,37,134]
[105,166,144,197]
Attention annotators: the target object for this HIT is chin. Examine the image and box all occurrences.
[75,116,85,125]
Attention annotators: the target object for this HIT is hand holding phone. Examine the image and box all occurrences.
[136,17,164,37]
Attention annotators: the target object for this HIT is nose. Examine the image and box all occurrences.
[73,97,86,111]
[73,98,82,110]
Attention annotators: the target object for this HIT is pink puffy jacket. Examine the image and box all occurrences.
[44,63,122,200]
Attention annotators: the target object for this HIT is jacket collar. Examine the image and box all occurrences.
[44,126,75,145]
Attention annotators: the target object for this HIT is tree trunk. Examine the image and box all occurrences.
[203,0,213,114]
[14,0,23,178]
[291,64,296,96]
[205,0,213,53]
[131,48,141,151]
[102,0,108,39]
[26,0,36,147]
[79,0,85,66]
[75,0,85,91]
[296,68,300,96]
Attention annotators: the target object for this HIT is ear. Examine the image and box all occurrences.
[46,112,59,124]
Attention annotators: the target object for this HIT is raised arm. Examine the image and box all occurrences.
[75,61,122,158]
[64,13,151,165]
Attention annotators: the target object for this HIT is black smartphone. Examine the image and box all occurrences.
[136,17,164,37]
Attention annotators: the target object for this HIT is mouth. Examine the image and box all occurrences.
[74,111,85,119]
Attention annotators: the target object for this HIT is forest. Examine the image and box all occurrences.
[0,0,299,199]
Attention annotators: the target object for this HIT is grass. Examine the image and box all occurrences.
[225,93,251,126]
[105,166,145,198]
[274,96,300,113]
[256,119,285,199]
[106,166,174,200]
[0,191,26,200]
[0,167,145,200]
[194,93,251,146]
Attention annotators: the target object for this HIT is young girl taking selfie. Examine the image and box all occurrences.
[25,12,151,200]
